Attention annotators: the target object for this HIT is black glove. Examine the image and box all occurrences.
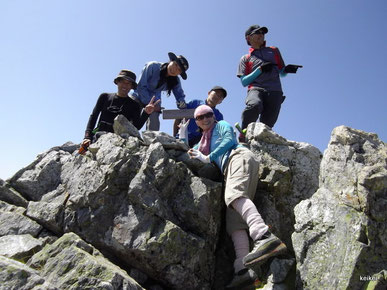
[284,64,303,73]
[260,62,274,73]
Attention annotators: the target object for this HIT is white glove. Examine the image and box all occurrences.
[176,100,187,109]
[178,118,190,140]
[188,149,210,163]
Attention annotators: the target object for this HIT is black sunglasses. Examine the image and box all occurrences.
[195,112,214,121]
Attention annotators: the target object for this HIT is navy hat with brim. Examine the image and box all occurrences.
[210,85,227,98]
[245,25,268,37]
[114,70,137,89]
[168,52,189,80]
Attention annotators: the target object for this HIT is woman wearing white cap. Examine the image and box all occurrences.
[182,105,287,288]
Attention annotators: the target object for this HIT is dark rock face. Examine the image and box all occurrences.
[1,118,385,289]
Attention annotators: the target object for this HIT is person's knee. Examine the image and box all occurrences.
[245,100,263,116]
[246,102,262,111]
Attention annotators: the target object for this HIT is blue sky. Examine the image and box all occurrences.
[1,0,386,179]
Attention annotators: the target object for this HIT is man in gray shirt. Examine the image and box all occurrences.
[237,25,287,141]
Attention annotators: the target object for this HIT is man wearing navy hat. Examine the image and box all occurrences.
[174,85,227,147]
[81,70,159,149]
[237,25,298,142]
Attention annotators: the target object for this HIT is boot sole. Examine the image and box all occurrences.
[244,242,287,267]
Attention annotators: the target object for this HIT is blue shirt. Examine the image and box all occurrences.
[132,61,186,105]
[194,120,241,172]
[186,99,224,140]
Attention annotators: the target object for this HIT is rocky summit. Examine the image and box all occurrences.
[0,116,386,290]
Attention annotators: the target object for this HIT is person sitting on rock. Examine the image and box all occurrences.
[173,85,227,147]
[81,70,159,149]
[181,105,287,289]
[132,52,189,131]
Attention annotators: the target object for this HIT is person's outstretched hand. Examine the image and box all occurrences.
[284,64,303,73]
[81,139,91,147]
[188,149,210,163]
[144,96,161,114]
[178,118,190,140]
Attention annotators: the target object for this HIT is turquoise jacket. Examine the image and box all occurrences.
[194,120,241,172]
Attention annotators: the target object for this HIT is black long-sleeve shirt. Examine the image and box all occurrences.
[84,93,149,139]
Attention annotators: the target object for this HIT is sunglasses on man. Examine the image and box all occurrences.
[195,112,214,121]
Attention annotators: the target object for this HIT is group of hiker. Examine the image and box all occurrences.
[81,24,301,288]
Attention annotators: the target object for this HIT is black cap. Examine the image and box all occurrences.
[245,25,268,37]
[168,52,189,80]
[114,70,137,89]
[210,85,227,98]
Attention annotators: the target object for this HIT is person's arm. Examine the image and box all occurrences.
[130,96,160,130]
[240,66,262,87]
[188,122,235,163]
[208,122,236,162]
[177,118,189,145]
[172,78,187,108]
[133,62,159,104]
[84,93,107,140]
[237,54,263,87]
[173,119,182,137]
[134,109,150,130]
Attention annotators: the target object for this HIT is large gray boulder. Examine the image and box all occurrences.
[246,122,322,248]
[2,121,385,289]
[8,144,75,201]
[27,232,144,289]
[213,122,322,288]
[8,132,222,289]
[0,179,28,207]
[292,126,387,289]
[0,232,143,290]
[0,255,50,290]
[113,114,142,139]
[142,130,190,151]
[0,207,42,237]
[0,234,43,262]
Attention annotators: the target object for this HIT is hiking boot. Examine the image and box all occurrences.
[243,231,287,267]
[225,268,258,289]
